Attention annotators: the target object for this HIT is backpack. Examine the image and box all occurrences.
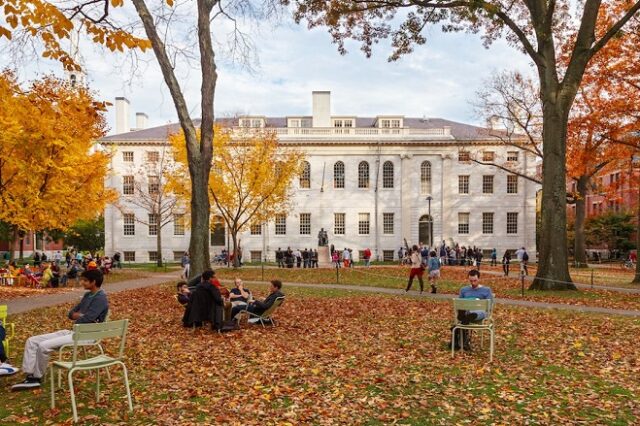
[522,252,529,262]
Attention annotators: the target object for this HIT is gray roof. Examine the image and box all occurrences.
[100,117,496,142]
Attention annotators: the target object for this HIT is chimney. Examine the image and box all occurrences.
[115,97,130,134]
[135,112,148,130]
[312,91,331,128]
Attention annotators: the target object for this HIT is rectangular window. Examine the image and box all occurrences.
[123,175,134,195]
[381,119,390,128]
[123,214,135,236]
[122,151,134,162]
[458,213,469,234]
[507,151,519,162]
[344,119,353,127]
[334,213,345,235]
[458,175,470,194]
[240,118,252,127]
[147,151,159,163]
[123,251,135,262]
[299,213,311,235]
[148,175,159,195]
[173,214,185,236]
[482,175,494,194]
[173,251,183,262]
[275,214,286,235]
[482,212,494,234]
[482,151,495,162]
[458,151,470,162]
[358,213,370,235]
[148,251,159,262]
[507,175,518,194]
[334,120,343,127]
[148,214,159,236]
[507,212,518,234]
[383,250,394,261]
[250,251,262,262]
[250,223,262,235]
[383,213,394,234]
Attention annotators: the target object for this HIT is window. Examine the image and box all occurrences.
[383,250,395,261]
[275,214,287,235]
[507,151,519,161]
[482,175,494,194]
[507,175,518,194]
[482,151,495,162]
[250,223,262,235]
[458,213,469,234]
[334,213,345,235]
[358,161,370,189]
[458,151,470,162]
[482,212,494,234]
[383,213,394,234]
[173,214,185,236]
[300,161,311,189]
[334,161,345,188]
[299,213,311,235]
[148,251,159,262]
[250,251,262,262]
[148,214,158,236]
[123,176,134,195]
[507,212,518,234]
[148,175,159,195]
[458,175,470,194]
[123,251,135,262]
[122,151,133,162]
[334,119,353,128]
[173,251,183,261]
[420,161,432,194]
[210,216,225,246]
[380,119,400,128]
[147,151,159,163]
[344,119,353,127]
[123,213,135,236]
[358,213,370,235]
[382,161,394,188]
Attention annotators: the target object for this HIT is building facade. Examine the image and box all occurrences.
[101,92,538,263]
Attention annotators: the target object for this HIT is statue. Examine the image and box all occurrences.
[318,228,328,246]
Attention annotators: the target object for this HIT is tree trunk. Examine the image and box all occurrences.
[156,226,163,267]
[231,229,240,268]
[18,230,25,261]
[188,166,211,277]
[531,103,577,290]
[9,225,17,262]
[573,175,589,268]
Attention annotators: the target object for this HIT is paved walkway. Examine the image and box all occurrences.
[1,274,177,315]
[2,272,639,318]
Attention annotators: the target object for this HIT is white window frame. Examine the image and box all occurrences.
[147,151,159,163]
[507,175,519,194]
[358,161,370,189]
[300,161,311,189]
[482,175,494,194]
[458,213,469,234]
[383,213,394,235]
[334,213,345,235]
[123,175,134,195]
[420,161,432,195]
[148,175,160,195]
[458,175,470,194]
[250,223,262,235]
[275,214,287,235]
[148,213,159,236]
[482,212,494,234]
[358,213,370,235]
[507,212,518,234]
[122,151,134,162]
[123,213,135,236]
[334,161,345,189]
[173,214,185,236]
[299,213,311,235]
[382,161,394,189]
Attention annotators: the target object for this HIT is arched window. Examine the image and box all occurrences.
[334,161,345,189]
[419,214,434,247]
[299,161,311,189]
[421,161,432,194]
[382,161,394,188]
[358,161,369,189]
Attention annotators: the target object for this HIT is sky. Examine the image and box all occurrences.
[3,11,534,135]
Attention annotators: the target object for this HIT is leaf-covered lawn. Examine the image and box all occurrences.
[215,266,640,311]
[0,270,152,302]
[1,283,639,425]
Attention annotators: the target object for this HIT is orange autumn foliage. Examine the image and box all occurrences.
[0,71,117,231]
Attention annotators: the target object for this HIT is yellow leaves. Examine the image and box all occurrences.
[0,24,11,39]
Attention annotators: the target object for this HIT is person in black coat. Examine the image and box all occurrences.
[182,270,224,330]
[243,279,284,317]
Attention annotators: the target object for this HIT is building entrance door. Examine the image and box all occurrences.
[419,215,433,247]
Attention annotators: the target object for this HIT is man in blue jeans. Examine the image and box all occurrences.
[453,269,493,350]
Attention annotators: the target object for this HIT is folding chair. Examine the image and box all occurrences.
[0,305,15,357]
[50,319,133,423]
[237,296,285,328]
[451,298,495,362]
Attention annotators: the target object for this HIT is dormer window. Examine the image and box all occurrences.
[239,117,264,128]
[333,119,354,128]
[288,118,312,128]
[377,117,403,128]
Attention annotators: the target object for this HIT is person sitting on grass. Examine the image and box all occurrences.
[12,269,108,390]
[176,281,191,306]
[235,280,284,323]
[451,269,493,351]
[0,321,19,376]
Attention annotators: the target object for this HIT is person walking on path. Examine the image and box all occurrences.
[490,248,497,266]
[502,251,511,276]
[427,250,440,294]
[516,247,529,276]
[342,248,351,268]
[404,245,424,294]
[181,251,191,279]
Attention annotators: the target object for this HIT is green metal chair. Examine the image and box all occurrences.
[50,319,133,423]
[237,296,285,328]
[0,305,15,358]
[451,298,495,362]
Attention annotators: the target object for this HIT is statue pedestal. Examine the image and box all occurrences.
[317,246,331,268]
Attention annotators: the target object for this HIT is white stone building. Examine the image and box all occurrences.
[101,91,538,263]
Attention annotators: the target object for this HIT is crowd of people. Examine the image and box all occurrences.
[275,247,320,268]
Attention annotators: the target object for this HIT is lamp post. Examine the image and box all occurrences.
[426,196,433,247]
